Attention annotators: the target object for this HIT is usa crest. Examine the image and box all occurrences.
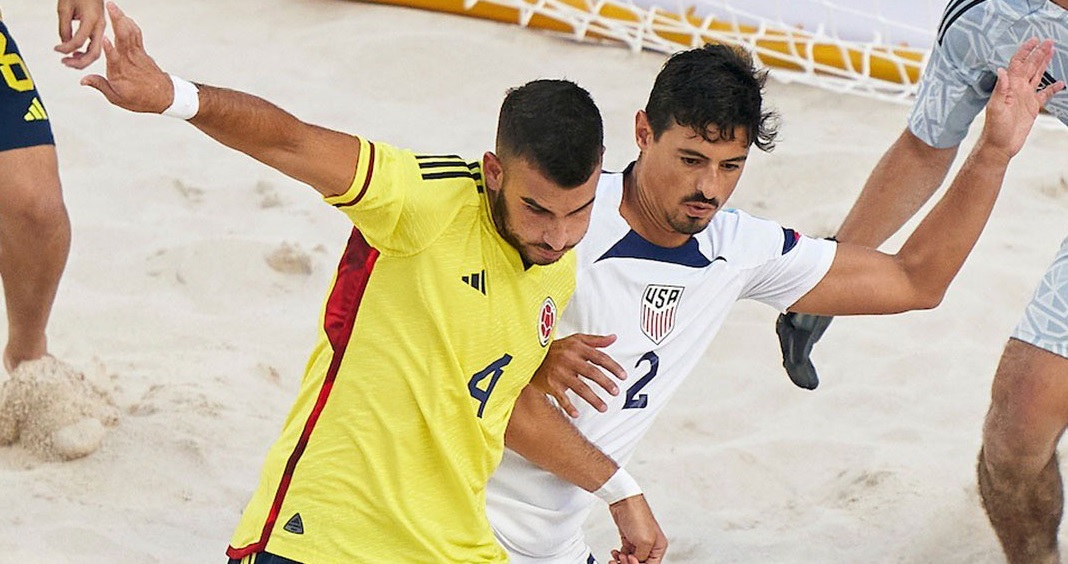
[641,285,683,344]
[538,297,557,347]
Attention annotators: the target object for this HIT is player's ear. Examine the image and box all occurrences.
[483,151,503,194]
[635,110,653,151]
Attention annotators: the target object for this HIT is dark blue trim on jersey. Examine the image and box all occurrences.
[937,0,989,45]
[782,228,801,255]
[596,230,711,267]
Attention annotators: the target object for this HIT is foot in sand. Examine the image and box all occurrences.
[0,356,120,461]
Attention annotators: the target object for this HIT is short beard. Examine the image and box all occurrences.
[666,213,713,235]
[489,188,556,266]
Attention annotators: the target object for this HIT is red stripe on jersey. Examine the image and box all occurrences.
[227,228,380,559]
[334,141,376,208]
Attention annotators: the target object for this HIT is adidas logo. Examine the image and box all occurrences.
[23,97,48,122]
[1040,71,1059,91]
[283,513,304,535]
[461,269,486,295]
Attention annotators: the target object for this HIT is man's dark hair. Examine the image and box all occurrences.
[496,79,603,187]
[645,44,779,151]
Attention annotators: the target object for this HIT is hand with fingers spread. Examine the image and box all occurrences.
[530,333,627,417]
[608,494,668,564]
[55,0,105,69]
[977,38,1065,162]
[80,2,174,114]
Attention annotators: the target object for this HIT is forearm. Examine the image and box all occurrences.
[836,129,958,248]
[505,386,617,492]
[894,143,1009,305]
[189,84,359,197]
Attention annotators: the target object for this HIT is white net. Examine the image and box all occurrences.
[370,0,943,104]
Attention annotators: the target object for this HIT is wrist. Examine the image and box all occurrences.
[162,74,199,120]
[594,467,643,505]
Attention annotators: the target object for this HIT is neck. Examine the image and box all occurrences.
[621,161,689,248]
[1053,0,1068,10]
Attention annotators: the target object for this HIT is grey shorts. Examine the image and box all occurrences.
[1011,235,1068,359]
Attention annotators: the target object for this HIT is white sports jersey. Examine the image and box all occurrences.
[486,167,837,562]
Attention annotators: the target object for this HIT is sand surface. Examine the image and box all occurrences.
[2,0,1067,561]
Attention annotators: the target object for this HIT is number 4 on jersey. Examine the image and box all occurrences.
[468,353,513,418]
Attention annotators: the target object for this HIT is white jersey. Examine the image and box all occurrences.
[486,168,837,562]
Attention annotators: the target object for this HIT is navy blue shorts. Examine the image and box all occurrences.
[0,20,54,152]
[227,552,301,564]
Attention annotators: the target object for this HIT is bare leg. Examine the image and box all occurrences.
[979,338,1068,564]
[0,145,70,372]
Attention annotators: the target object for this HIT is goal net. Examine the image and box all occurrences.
[365,0,943,104]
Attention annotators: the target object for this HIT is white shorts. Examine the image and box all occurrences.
[492,525,595,564]
[1012,234,1068,359]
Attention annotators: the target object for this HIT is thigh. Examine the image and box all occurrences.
[0,21,55,153]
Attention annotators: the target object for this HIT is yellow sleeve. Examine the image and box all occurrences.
[323,137,479,255]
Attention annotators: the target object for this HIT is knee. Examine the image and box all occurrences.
[983,370,1067,473]
[4,187,69,232]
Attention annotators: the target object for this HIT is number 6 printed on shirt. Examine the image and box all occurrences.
[0,32,34,92]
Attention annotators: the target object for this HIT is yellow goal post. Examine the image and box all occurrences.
[363,0,943,104]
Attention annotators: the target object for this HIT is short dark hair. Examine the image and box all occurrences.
[645,44,778,151]
[496,79,603,187]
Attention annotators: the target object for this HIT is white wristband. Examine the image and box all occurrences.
[593,467,643,505]
[162,74,199,120]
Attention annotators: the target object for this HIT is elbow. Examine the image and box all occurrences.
[908,287,946,311]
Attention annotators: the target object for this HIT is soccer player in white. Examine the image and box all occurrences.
[488,40,1062,563]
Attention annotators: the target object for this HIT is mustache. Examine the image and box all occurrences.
[683,194,720,208]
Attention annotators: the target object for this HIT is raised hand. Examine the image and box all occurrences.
[80,2,173,114]
[56,0,105,69]
[530,333,627,417]
[978,38,1065,162]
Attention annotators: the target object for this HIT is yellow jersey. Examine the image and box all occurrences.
[227,138,575,562]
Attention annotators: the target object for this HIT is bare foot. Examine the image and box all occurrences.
[1,356,119,460]
[3,340,49,374]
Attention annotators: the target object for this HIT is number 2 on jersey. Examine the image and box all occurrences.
[623,351,659,409]
[0,33,35,92]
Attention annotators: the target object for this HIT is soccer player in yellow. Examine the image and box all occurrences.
[81,3,663,562]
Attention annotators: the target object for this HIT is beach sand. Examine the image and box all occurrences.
[2,0,1067,561]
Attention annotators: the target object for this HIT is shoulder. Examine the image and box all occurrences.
[703,209,799,267]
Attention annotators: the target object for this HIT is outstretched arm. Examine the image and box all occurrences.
[81,3,359,197]
[506,387,668,563]
[790,38,1064,316]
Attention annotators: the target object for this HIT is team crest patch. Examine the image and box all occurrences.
[538,297,557,347]
[641,285,684,345]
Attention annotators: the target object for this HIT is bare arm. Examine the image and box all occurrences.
[835,129,959,248]
[81,3,359,197]
[506,387,668,562]
[791,38,1064,316]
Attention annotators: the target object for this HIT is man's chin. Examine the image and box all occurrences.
[672,216,713,235]
[522,248,566,266]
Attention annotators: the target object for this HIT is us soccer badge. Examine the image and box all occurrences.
[538,297,557,347]
[641,284,683,344]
